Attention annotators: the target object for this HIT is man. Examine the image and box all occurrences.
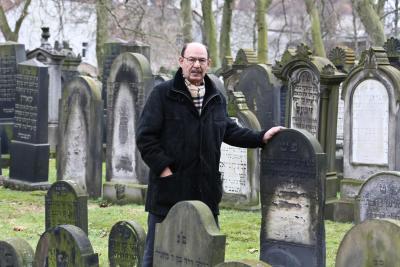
[136,42,282,267]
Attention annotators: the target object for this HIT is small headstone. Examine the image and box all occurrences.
[154,201,226,267]
[336,219,400,267]
[108,220,146,267]
[45,180,88,234]
[260,128,326,267]
[34,225,99,267]
[356,171,400,223]
[0,237,34,267]
[216,260,271,267]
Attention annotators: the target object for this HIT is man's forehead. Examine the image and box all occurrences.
[185,44,207,56]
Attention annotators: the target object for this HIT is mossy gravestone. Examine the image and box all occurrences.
[45,180,88,234]
[0,237,34,267]
[108,220,146,267]
[154,201,226,267]
[34,225,98,267]
[260,128,326,267]
[336,219,400,267]
[216,260,271,266]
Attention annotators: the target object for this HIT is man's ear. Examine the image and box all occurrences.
[207,58,212,68]
[178,56,184,67]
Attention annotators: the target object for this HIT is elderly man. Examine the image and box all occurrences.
[136,42,282,267]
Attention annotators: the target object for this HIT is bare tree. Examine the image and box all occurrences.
[255,0,271,63]
[180,0,192,43]
[0,0,32,41]
[304,0,326,57]
[202,0,219,67]
[219,0,235,62]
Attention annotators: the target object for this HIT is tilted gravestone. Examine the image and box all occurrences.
[108,220,146,267]
[45,180,88,234]
[220,91,261,210]
[154,201,226,267]
[6,58,50,190]
[336,219,400,267]
[260,128,326,267]
[216,260,271,267]
[355,171,400,224]
[103,52,153,204]
[34,225,99,267]
[0,237,34,267]
[57,75,103,197]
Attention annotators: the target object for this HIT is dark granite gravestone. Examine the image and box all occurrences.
[0,237,34,267]
[236,64,281,130]
[103,52,153,204]
[34,225,99,267]
[260,128,326,267]
[154,201,226,267]
[355,171,400,224]
[57,76,103,197]
[6,59,50,190]
[108,220,146,267]
[336,219,400,267]
[45,180,88,234]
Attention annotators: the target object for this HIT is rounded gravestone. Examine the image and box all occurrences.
[336,219,400,267]
[0,238,34,267]
[109,220,146,267]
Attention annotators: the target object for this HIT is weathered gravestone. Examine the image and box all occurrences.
[0,237,34,267]
[6,58,50,190]
[219,91,261,210]
[103,52,153,204]
[108,220,146,267]
[57,41,82,87]
[216,260,271,267]
[384,37,400,69]
[34,225,98,267]
[336,219,400,267]
[45,180,88,234]
[355,171,400,224]
[0,42,26,155]
[260,128,326,267]
[57,75,103,197]
[154,201,226,267]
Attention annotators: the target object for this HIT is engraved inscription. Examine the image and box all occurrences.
[109,225,139,264]
[0,50,17,119]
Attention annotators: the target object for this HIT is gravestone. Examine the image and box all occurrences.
[34,225,99,267]
[154,201,226,267]
[220,91,261,210]
[216,261,271,267]
[57,41,82,87]
[0,42,26,155]
[6,58,50,190]
[236,64,281,130]
[45,180,88,234]
[384,37,400,69]
[57,75,103,197]
[0,237,34,267]
[153,74,171,87]
[108,220,146,267]
[355,171,400,224]
[336,219,400,267]
[103,52,153,204]
[260,128,326,267]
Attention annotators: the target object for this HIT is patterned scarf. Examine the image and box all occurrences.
[185,79,205,114]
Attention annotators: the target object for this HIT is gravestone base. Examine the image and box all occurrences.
[220,194,260,211]
[0,122,13,155]
[326,172,339,199]
[3,178,50,191]
[325,199,354,222]
[103,181,147,204]
[9,141,49,183]
[340,178,364,199]
[48,123,58,154]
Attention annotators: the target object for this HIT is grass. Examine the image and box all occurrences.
[0,161,353,267]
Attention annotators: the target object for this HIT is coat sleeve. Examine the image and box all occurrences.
[223,116,266,148]
[136,87,174,176]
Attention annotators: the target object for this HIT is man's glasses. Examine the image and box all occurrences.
[183,57,209,66]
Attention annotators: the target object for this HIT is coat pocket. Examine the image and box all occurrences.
[155,173,182,206]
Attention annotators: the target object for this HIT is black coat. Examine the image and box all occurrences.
[136,68,265,216]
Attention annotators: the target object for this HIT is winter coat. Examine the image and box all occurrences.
[136,68,266,216]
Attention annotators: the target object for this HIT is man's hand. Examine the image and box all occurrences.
[262,126,285,144]
[160,167,173,177]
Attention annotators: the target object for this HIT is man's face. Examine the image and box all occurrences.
[179,43,211,86]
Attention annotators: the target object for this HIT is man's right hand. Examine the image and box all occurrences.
[160,167,173,177]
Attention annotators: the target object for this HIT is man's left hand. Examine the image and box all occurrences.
[262,126,285,144]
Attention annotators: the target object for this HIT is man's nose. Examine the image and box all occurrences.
[193,59,201,67]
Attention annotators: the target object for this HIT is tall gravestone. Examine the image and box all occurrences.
[103,52,153,204]
[57,75,103,197]
[108,220,146,267]
[0,238,34,267]
[220,91,261,210]
[154,201,226,267]
[6,58,50,190]
[339,47,400,222]
[260,128,326,267]
[45,180,88,234]
[336,219,400,267]
[34,225,99,267]
[0,42,26,155]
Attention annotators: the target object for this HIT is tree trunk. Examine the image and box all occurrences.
[353,0,386,46]
[96,0,110,74]
[202,0,220,68]
[0,0,32,42]
[180,0,192,43]
[304,0,326,57]
[255,0,270,63]
[219,0,235,63]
